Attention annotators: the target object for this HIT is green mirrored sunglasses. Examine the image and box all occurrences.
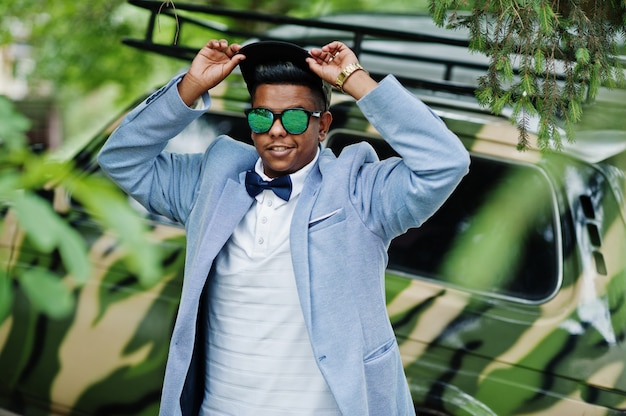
[245,107,322,135]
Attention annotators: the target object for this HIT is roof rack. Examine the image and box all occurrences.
[123,0,485,97]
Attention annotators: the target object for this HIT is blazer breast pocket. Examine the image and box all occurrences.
[308,208,346,231]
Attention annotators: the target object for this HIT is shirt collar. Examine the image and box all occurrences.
[253,146,320,201]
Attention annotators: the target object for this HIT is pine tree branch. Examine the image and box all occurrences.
[430,0,626,150]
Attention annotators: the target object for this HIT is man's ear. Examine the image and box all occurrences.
[318,111,333,142]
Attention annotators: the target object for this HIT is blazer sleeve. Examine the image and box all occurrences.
[354,75,471,240]
[97,75,211,224]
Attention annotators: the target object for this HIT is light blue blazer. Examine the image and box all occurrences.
[98,74,470,416]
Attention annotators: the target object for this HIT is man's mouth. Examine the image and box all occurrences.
[268,146,293,152]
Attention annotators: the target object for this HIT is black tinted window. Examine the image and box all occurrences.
[388,156,560,302]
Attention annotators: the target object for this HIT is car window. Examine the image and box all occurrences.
[387,155,560,303]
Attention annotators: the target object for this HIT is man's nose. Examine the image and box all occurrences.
[268,117,286,136]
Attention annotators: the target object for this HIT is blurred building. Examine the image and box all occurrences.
[1,38,62,150]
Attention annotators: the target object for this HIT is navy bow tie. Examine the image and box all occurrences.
[245,170,292,201]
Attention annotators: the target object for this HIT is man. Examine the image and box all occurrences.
[98,39,470,415]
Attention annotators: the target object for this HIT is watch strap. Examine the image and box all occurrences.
[334,63,367,92]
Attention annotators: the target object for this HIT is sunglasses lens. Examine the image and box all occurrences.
[281,109,309,134]
[247,108,273,133]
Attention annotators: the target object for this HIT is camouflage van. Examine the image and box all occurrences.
[1,2,626,415]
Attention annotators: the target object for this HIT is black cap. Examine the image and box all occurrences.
[238,41,332,108]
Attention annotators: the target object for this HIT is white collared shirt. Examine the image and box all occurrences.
[202,148,341,415]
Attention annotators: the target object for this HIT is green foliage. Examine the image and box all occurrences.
[67,175,163,288]
[0,0,183,105]
[0,97,30,152]
[0,269,10,324]
[430,0,626,150]
[20,269,76,319]
[0,97,161,322]
[11,192,90,282]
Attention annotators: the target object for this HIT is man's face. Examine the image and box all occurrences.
[251,84,332,178]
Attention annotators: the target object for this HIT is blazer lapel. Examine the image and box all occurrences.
[290,163,322,330]
[199,173,254,257]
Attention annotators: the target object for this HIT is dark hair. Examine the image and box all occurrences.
[249,61,329,111]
